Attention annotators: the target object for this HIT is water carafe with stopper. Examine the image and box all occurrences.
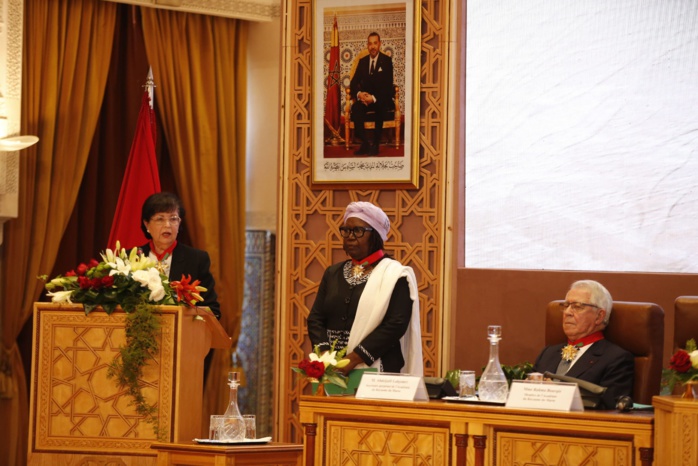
[477,325,509,402]
[221,371,245,441]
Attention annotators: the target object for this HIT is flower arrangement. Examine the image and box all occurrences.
[42,241,206,314]
[293,341,350,391]
[661,339,698,394]
[41,241,207,436]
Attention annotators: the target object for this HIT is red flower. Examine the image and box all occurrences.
[65,270,76,277]
[298,359,326,379]
[88,259,99,268]
[670,349,692,373]
[76,263,89,276]
[77,276,91,289]
[90,278,102,289]
[304,361,325,379]
[101,275,114,287]
[170,274,205,306]
[298,359,312,372]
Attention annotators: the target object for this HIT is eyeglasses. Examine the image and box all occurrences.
[558,301,600,313]
[339,226,374,238]
[151,215,181,225]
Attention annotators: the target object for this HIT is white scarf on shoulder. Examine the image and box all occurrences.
[346,258,423,376]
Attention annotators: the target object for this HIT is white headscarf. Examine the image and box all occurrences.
[343,201,390,241]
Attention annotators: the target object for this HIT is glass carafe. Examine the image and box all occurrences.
[222,371,245,441]
[477,325,509,402]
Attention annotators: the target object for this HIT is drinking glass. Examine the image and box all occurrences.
[459,370,476,397]
[243,414,256,439]
[209,415,226,440]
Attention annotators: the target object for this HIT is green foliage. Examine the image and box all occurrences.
[446,362,534,390]
[502,362,534,384]
[444,369,460,390]
[107,303,164,438]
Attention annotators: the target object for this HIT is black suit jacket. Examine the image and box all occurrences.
[140,242,221,319]
[533,338,634,409]
[350,51,395,118]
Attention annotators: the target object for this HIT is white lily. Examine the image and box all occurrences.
[108,257,131,276]
[133,267,166,302]
[310,350,338,368]
[335,358,350,369]
[130,253,157,271]
[47,289,74,303]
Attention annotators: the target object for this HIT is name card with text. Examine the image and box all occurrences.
[505,380,583,412]
[355,373,429,401]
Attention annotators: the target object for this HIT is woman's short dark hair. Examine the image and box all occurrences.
[140,192,186,240]
[368,229,385,255]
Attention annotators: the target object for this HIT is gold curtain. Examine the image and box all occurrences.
[140,9,247,420]
[0,1,117,464]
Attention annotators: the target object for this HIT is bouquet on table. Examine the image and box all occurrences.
[661,338,698,395]
[293,340,350,391]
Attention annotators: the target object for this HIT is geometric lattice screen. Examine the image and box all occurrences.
[276,0,452,443]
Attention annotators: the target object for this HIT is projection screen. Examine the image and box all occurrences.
[465,0,698,273]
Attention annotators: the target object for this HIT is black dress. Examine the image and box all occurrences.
[307,258,413,373]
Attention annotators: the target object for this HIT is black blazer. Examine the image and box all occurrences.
[533,338,634,409]
[350,52,395,113]
[140,242,221,319]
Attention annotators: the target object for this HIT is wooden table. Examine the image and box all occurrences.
[300,395,655,466]
[150,441,303,466]
[653,395,698,466]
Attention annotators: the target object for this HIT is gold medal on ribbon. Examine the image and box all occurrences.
[561,344,579,362]
[351,264,365,279]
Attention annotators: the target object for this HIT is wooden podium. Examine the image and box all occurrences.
[27,303,231,466]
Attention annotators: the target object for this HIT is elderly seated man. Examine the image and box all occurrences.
[533,280,634,409]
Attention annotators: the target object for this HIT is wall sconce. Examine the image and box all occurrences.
[0,135,39,151]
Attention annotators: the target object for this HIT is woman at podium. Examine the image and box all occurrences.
[307,201,422,376]
[139,192,221,319]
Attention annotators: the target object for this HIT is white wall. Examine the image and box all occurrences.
[246,18,281,232]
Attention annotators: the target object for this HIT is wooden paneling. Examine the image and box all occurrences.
[653,396,698,466]
[276,0,455,443]
[28,304,221,465]
[300,396,655,466]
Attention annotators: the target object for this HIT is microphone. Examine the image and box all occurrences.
[543,371,607,409]
[616,395,634,412]
[542,372,607,395]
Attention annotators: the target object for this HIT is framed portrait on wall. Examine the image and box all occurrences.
[311,0,419,188]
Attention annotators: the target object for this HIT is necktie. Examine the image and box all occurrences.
[370,59,376,75]
[556,358,571,375]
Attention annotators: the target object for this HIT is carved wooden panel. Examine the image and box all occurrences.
[654,396,698,466]
[326,420,449,465]
[30,308,175,457]
[278,0,450,443]
[496,431,631,466]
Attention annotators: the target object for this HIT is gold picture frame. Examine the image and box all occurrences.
[311,0,419,188]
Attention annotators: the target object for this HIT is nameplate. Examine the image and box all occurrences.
[505,380,583,411]
[355,373,429,401]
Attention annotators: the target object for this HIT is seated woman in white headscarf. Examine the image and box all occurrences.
[307,201,423,376]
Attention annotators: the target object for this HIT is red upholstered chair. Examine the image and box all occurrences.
[545,300,664,405]
[673,296,698,351]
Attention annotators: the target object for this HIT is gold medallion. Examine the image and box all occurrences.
[351,264,365,279]
[561,344,579,362]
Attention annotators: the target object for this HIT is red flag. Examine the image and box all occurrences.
[107,90,160,250]
[324,15,341,137]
